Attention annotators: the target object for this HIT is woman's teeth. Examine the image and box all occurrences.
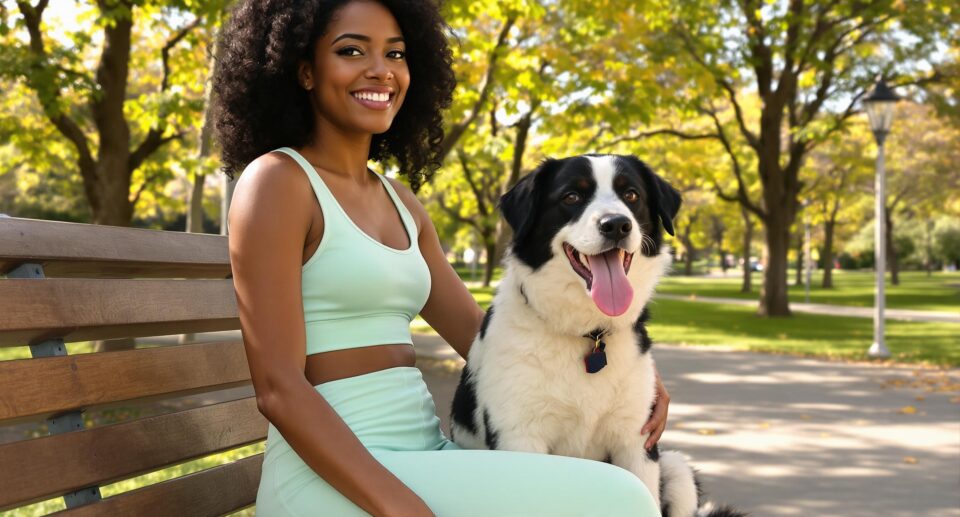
[353,92,390,102]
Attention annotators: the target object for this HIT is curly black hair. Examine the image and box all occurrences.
[212,0,456,190]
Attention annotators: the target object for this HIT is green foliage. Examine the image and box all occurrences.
[934,217,960,264]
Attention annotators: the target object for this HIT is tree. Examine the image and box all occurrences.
[649,0,955,315]
[881,102,960,284]
[2,1,226,226]
[805,125,872,288]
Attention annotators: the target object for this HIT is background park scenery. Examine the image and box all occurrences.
[0,1,958,516]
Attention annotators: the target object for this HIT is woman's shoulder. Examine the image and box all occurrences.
[235,151,310,196]
[230,151,315,222]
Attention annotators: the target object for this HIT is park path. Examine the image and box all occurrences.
[657,293,960,323]
[413,333,960,517]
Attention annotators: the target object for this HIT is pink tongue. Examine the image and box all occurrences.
[587,250,634,316]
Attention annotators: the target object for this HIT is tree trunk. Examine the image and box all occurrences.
[759,210,792,317]
[187,174,206,232]
[92,168,134,226]
[740,207,752,293]
[822,220,836,288]
[90,12,134,227]
[794,226,804,287]
[482,238,497,287]
[681,225,696,276]
[188,51,217,234]
[885,208,899,286]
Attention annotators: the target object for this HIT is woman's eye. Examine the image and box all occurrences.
[387,49,406,60]
[562,192,582,205]
[624,190,639,203]
[336,47,362,57]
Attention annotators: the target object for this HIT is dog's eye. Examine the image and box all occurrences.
[562,192,582,205]
[623,189,640,203]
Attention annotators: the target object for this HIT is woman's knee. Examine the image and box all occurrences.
[587,462,658,513]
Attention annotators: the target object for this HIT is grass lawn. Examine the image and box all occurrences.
[646,298,960,367]
[659,270,960,313]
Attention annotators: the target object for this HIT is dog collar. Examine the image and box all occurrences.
[583,328,608,374]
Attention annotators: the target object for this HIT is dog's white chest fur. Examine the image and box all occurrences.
[461,272,658,459]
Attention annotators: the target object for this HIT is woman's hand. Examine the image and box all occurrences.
[641,367,670,450]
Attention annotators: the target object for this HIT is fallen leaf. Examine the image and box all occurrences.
[697,429,717,436]
[820,432,831,438]
[758,422,771,429]
[800,414,812,420]
[915,395,926,402]
[903,456,918,464]
[950,397,960,404]
[898,406,917,415]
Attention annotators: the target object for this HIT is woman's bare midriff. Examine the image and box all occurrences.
[304,344,417,385]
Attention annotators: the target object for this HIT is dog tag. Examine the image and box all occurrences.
[584,341,607,374]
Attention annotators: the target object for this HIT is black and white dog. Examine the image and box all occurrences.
[450,154,742,517]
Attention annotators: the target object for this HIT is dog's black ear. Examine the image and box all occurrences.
[499,158,559,242]
[629,156,682,236]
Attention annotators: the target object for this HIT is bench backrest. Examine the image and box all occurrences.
[0,217,266,515]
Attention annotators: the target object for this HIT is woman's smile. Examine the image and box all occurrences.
[351,87,396,111]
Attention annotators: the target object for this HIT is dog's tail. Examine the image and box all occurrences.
[659,451,748,517]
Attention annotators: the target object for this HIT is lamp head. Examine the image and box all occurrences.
[863,78,900,143]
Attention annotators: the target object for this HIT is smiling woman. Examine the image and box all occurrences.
[211,1,660,516]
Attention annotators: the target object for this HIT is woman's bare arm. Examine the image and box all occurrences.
[229,155,433,517]
[389,179,485,359]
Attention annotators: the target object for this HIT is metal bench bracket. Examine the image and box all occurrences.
[7,262,104,507]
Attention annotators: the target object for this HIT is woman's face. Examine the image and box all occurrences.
[301,0,410,137]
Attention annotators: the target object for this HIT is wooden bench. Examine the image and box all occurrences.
[0,216,266,516]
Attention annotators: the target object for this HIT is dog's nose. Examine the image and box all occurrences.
[598,215,632,240]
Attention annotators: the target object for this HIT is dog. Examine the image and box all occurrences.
[450,154,743,517]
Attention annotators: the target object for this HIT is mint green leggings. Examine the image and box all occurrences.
[255,367,659,516]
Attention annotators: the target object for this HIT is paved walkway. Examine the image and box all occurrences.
[658,293,960,323]
[413,334,960,517]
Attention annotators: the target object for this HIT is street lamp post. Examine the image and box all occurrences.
[863,78,900,359]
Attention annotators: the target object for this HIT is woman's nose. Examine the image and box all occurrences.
[365,56,393,81]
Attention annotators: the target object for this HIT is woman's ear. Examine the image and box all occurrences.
[298,62,313,90]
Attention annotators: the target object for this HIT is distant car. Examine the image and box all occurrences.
[750,261,764,272]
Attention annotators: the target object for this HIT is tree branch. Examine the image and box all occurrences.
[130,167,164,206]
[438,16,517,162]
[457,150,489,217]
[16,0,96,186]
[161,17,201,92]
[437,192,482,232]
[128,132,182,173]
[674,24,760,150]
[128,18,200,173]
[596,128,718,151]
[702,107,766,219]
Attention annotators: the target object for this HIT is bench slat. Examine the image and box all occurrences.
[0,217,230,278]
[0,398,267,510]
[0,278,239,347]
[55,454,263,517]
[0,341,251,422]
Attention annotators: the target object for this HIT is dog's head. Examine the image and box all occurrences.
[500,154,680,318]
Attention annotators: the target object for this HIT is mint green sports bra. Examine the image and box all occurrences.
[275,147,431,356]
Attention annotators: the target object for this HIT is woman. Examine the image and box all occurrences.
[215,1,669,515]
